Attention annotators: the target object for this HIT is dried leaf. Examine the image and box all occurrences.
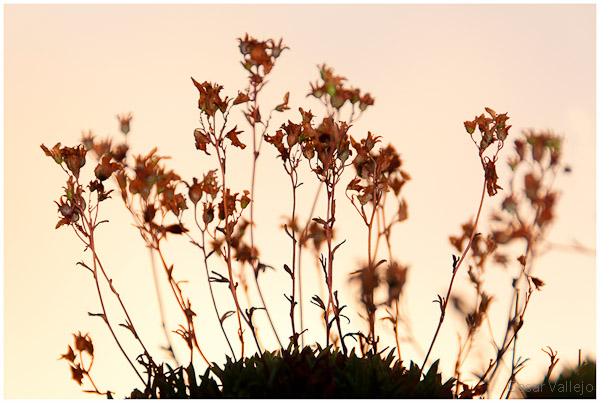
[233,91,250,105]
[311,295,326,311]
[275,92,291,112]
[70,364,85,385]
[209,271,229,283]
[531,276,545,290]
[284,264,293,279]
[225,126,246,149]
[193,129,211,155]
[397,198,408,222]
[220,311,234,324]
[164,223,189,234]
[59,345,76,363]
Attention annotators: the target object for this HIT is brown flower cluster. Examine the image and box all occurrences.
[465,281,494,335]
[210,218,257,267]
[464,108,512,196]
[351,260,409,308]
[464,107,511,154]
[385,262,409,306]
[53,177,85,229]
[266,108,353,180]
[493,130,564,250]
[187,169,247,233]
[128,150,184,211]
[344,130,411,353]
[513,130,562,169]
[41,142,121,229]
[41,143,87,178]
[238,34,288,84]
[449,222,497,271]
[347,133,410,206]
[265,119,303,163]
[116,112,133,136]
[280,216,336,254]
[448,128,565,395]
[81,131,129,163]
[59,332,110,396]
[302,220,332,252]
[191,79,229,118]
[309,64,374,112]
[59,332,94,386]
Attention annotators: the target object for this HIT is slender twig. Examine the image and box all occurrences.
[247,83,283,350]
[421,179,487,374]
[365,177,380,353]
[212,121,263,356]
[297,180,324,347]
[114,173,179,366]
[285,163,300,347]
[504,290,521,399]
[486,201,542,392]
[148,248,179,365]
[190,208,237,360]
[84,221,147,385]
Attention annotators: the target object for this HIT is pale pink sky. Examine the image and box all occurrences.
[5,4,595,398]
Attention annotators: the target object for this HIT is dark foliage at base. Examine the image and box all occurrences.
[524,360,596,399]
[128,346,455,398]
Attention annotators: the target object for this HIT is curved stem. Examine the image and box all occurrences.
[86,229,146,385]
[421,179,487,374]
[117,182,178,366]
[148,248,179,366]
[486,202,543,391]
[154,246,211,367]
[213,137,264,357]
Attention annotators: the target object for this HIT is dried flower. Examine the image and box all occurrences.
[74,331,94,356]
[116,112,133,135]
[59,345,77,363]
[94,154,122,181]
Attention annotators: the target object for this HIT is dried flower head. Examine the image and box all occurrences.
[116,112,133,135]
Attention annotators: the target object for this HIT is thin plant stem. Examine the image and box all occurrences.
[505,289,520,399]
[115,179,179,366]
[192,207,237,360]
[297,180,324,347]
[82,201,159,372]
[213,131,264,356]
[394,300,401,362]
[421,179,487,374]
[365,182,379,353]
[148,248,179,366]
[85,226,146,386]
[472,286,534,394]
[248,84,283,350]
[153,246,211,366]
[286,166,299,347]
[324,180,347,354]
[486,203,541,392]
[79,352,105,395]
[214,126,246,358]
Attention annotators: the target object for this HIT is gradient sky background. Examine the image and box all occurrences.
[4,4,596,399]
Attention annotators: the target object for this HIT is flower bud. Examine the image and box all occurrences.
[464,120,476,134]
[188,178,203,205]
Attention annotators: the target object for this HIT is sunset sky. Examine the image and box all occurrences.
[4,4,595,398]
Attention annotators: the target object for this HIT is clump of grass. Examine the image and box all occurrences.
[44,33,578,398]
